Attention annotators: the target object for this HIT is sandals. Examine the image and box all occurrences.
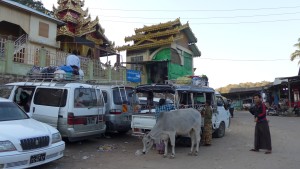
[250,149,259,152]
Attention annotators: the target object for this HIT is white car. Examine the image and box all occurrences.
[0,98,65,169]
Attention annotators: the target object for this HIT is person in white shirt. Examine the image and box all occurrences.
[66,50,80,75]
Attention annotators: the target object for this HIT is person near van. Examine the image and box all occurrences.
[19,90,30,112]
[75,92,85,107]
[155,98,175,119]
[229,100,234,118]
[249,93,272,154]
[201,100,213,146]
[66,50,80,75]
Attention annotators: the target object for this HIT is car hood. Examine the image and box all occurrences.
[0,119,56,141]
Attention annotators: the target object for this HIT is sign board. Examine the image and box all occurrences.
[126,69,141,83]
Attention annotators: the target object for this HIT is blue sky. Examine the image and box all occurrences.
[41,0,300,88]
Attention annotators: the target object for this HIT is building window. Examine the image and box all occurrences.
[131,56,143,71]
[39,22,49,38]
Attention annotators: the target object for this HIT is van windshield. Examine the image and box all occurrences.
[113,87,135,105]
[0,85,13,99]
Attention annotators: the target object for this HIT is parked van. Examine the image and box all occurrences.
[0,81,106,141]
[131,83,231,138]
[96,84,138,133]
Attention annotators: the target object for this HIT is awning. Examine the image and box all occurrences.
[121,60,169,65]
[74,36,94,48]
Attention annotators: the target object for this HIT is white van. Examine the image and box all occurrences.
[1,81,106,141]
[97,85,138,134]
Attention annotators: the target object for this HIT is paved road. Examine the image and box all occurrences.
[36,111,300,169]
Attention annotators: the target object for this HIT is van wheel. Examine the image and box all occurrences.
[214,122,225,138]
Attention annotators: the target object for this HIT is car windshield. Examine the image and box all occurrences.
[0,85,13,99]
[0,102,29,121]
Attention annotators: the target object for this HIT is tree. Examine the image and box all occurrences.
[11,0,53,15]
[291,38,300,65]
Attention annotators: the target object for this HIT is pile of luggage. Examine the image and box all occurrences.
[27,65,84,80]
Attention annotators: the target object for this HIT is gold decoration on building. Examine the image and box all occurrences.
[135,18,180,33]
[117,18,188,51]
[86,34,103,45]
[57,26,74,37]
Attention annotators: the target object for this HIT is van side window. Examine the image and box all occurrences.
[102,91,108,103]
[34,88,67,107]
[74,88,97,108]
[96,89,104,106]
[217,97,224,106]
[112,87,134,105]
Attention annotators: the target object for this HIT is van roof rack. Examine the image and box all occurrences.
[24,73,82,85]
[165,79,209,87]
[86,80,128,86]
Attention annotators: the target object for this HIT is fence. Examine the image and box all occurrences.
[0,39,126,82]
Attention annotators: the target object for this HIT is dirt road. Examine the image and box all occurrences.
[37,111,300,169]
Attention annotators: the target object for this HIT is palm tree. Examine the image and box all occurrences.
[291,38,300,65]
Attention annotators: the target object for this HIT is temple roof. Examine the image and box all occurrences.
[54,0,113,47]
[116,18,200,56]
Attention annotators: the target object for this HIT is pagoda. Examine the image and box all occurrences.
[53,0,116,59]
[116,18,201,84]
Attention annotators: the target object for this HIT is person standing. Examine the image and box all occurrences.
[249,93,272,154]
[66,50,80,75]
[201,100,213,146]
[229,100,234,118]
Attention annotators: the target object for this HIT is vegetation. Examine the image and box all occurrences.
[11,0,53,15]
[291,38,300,65]
[216,81,272,93]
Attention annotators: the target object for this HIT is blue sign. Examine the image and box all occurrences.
[126,69,141,83]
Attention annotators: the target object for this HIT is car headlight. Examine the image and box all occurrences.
[0,141,16,152]
[52,132,62,144]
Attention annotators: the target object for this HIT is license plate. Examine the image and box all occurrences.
[30,153,46,164]
[87,117,96,125]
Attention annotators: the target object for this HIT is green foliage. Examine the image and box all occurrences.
[216,81,272,93]
[11,0,53,15]
[291,38,300,65]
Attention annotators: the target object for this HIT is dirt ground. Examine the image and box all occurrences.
[36,111,300,169]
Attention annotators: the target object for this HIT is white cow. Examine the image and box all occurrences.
[142,108,202,158]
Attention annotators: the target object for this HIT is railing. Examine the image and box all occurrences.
[1,41,126,82]
[14,34,28,52]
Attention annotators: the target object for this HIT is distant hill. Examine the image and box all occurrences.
[216,81,272,94]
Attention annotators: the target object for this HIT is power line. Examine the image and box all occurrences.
[89,5,300,12]
[95,11,300,20]
[99,18,300,25]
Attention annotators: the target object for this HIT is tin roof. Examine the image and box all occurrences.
[1,0,65,25]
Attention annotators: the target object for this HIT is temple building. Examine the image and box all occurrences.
[53,0,116,59]
[116,18,201,84]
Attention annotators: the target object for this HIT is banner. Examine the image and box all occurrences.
[126,69,141,83]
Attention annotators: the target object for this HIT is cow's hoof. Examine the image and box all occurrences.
[188,152,193,156]
[169,154,175,159]
[163,154,167,158]
[194,152,198,156]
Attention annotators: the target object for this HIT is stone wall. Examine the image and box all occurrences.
[0,74,27,84]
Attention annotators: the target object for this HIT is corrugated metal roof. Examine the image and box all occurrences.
[1,0,65,25]
[189,43,201,57]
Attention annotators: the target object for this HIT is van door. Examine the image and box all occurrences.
[216,95,230,128]
[71,87,104,133]
[31,86,68,128]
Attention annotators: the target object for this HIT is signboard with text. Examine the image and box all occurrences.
[126,69,141,83]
